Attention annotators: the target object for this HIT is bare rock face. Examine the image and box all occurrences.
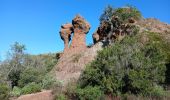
[60,15,90,54]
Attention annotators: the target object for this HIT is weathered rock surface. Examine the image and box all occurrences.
[53,15,102,85]
[70,15,90,50]
[93,16,136,44]
[60,23,73,52]
[59,15,90,54]
[54,42,102,85]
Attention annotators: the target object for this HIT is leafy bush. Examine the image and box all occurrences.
[76,86,104,100]
[144,31,170,84]
[0,83,10,100]
[100,5,142,22]
[7,42,26,88]
[150,85,165,97]
[55,94,67,100]
[18,67,43,87]
[11,86,22,97]
[44,53,58,72]
[21,82,41,94]
[42,74,57,89]
[114,6,142,22]
[78,34,166,96]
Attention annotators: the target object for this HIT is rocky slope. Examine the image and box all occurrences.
[15,16,170,100]
[53,15,170,86]
[137,18,170,42]
[53,15,102,85]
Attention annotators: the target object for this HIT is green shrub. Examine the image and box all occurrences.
[143,31,170,85]
[42,74,57,89]
[0,83,10,100]
[76,86,104,100]
[114,6,142,22]
[55,94,67,100]
[100,5,142,22]
[149,85,165,97]
[146,31,170,62]
[44,54,58,72]
[78,34,166,96]
[21,82,41,94]
[11,86,22,97]
[18,67,43,87]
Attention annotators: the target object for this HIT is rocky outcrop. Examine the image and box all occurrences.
[71,15,90,50]
[59,15,90,54]
[137,18,170,43]
[54,42,102,85]
[93,16,136,44]
[54,15,95,85]
[60,23,73,52]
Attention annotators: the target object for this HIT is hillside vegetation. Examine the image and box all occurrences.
[53,6,170,100]
[0,5,170,100]
[0,42,59,99]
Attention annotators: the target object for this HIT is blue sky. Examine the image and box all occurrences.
[0,0,170,60]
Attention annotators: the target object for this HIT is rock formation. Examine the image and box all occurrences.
[71,15,90,50]
[93,16,136,44]
[60,23,73,52]
[59,15,90,54]
[55,15,101,85]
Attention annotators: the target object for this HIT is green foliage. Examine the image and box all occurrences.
[8,69,21,87]
[0,83,10,100]
[55,94,67,100]
[21,82,41,95]
[42,74,57,89]
[0,42,58,91]
[11,86,22,97]
[149,85,165,97]
[78,34,166,96]
[23,53,58,73]
[100,5,114,22]
[7,42,26,87]
[144,31,170,84]
[18,67,43,87]
[76,86,104,100]
[114,6,141,22]
[146,31,170,62]
[100,5,142,22]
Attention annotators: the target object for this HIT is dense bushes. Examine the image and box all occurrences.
[0,42,59,97]
[42,74,57,89]
[76,86,104,100]
[100,5,142,22]
[21,82,41,94]
[113,6,141,22]
[11,86,22,97]
[78,34,166,97]
[0,83,10,100]
[18,67,43,87]
[11,83,42,95]
[145,31,170,85]
[53,81,104,100]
